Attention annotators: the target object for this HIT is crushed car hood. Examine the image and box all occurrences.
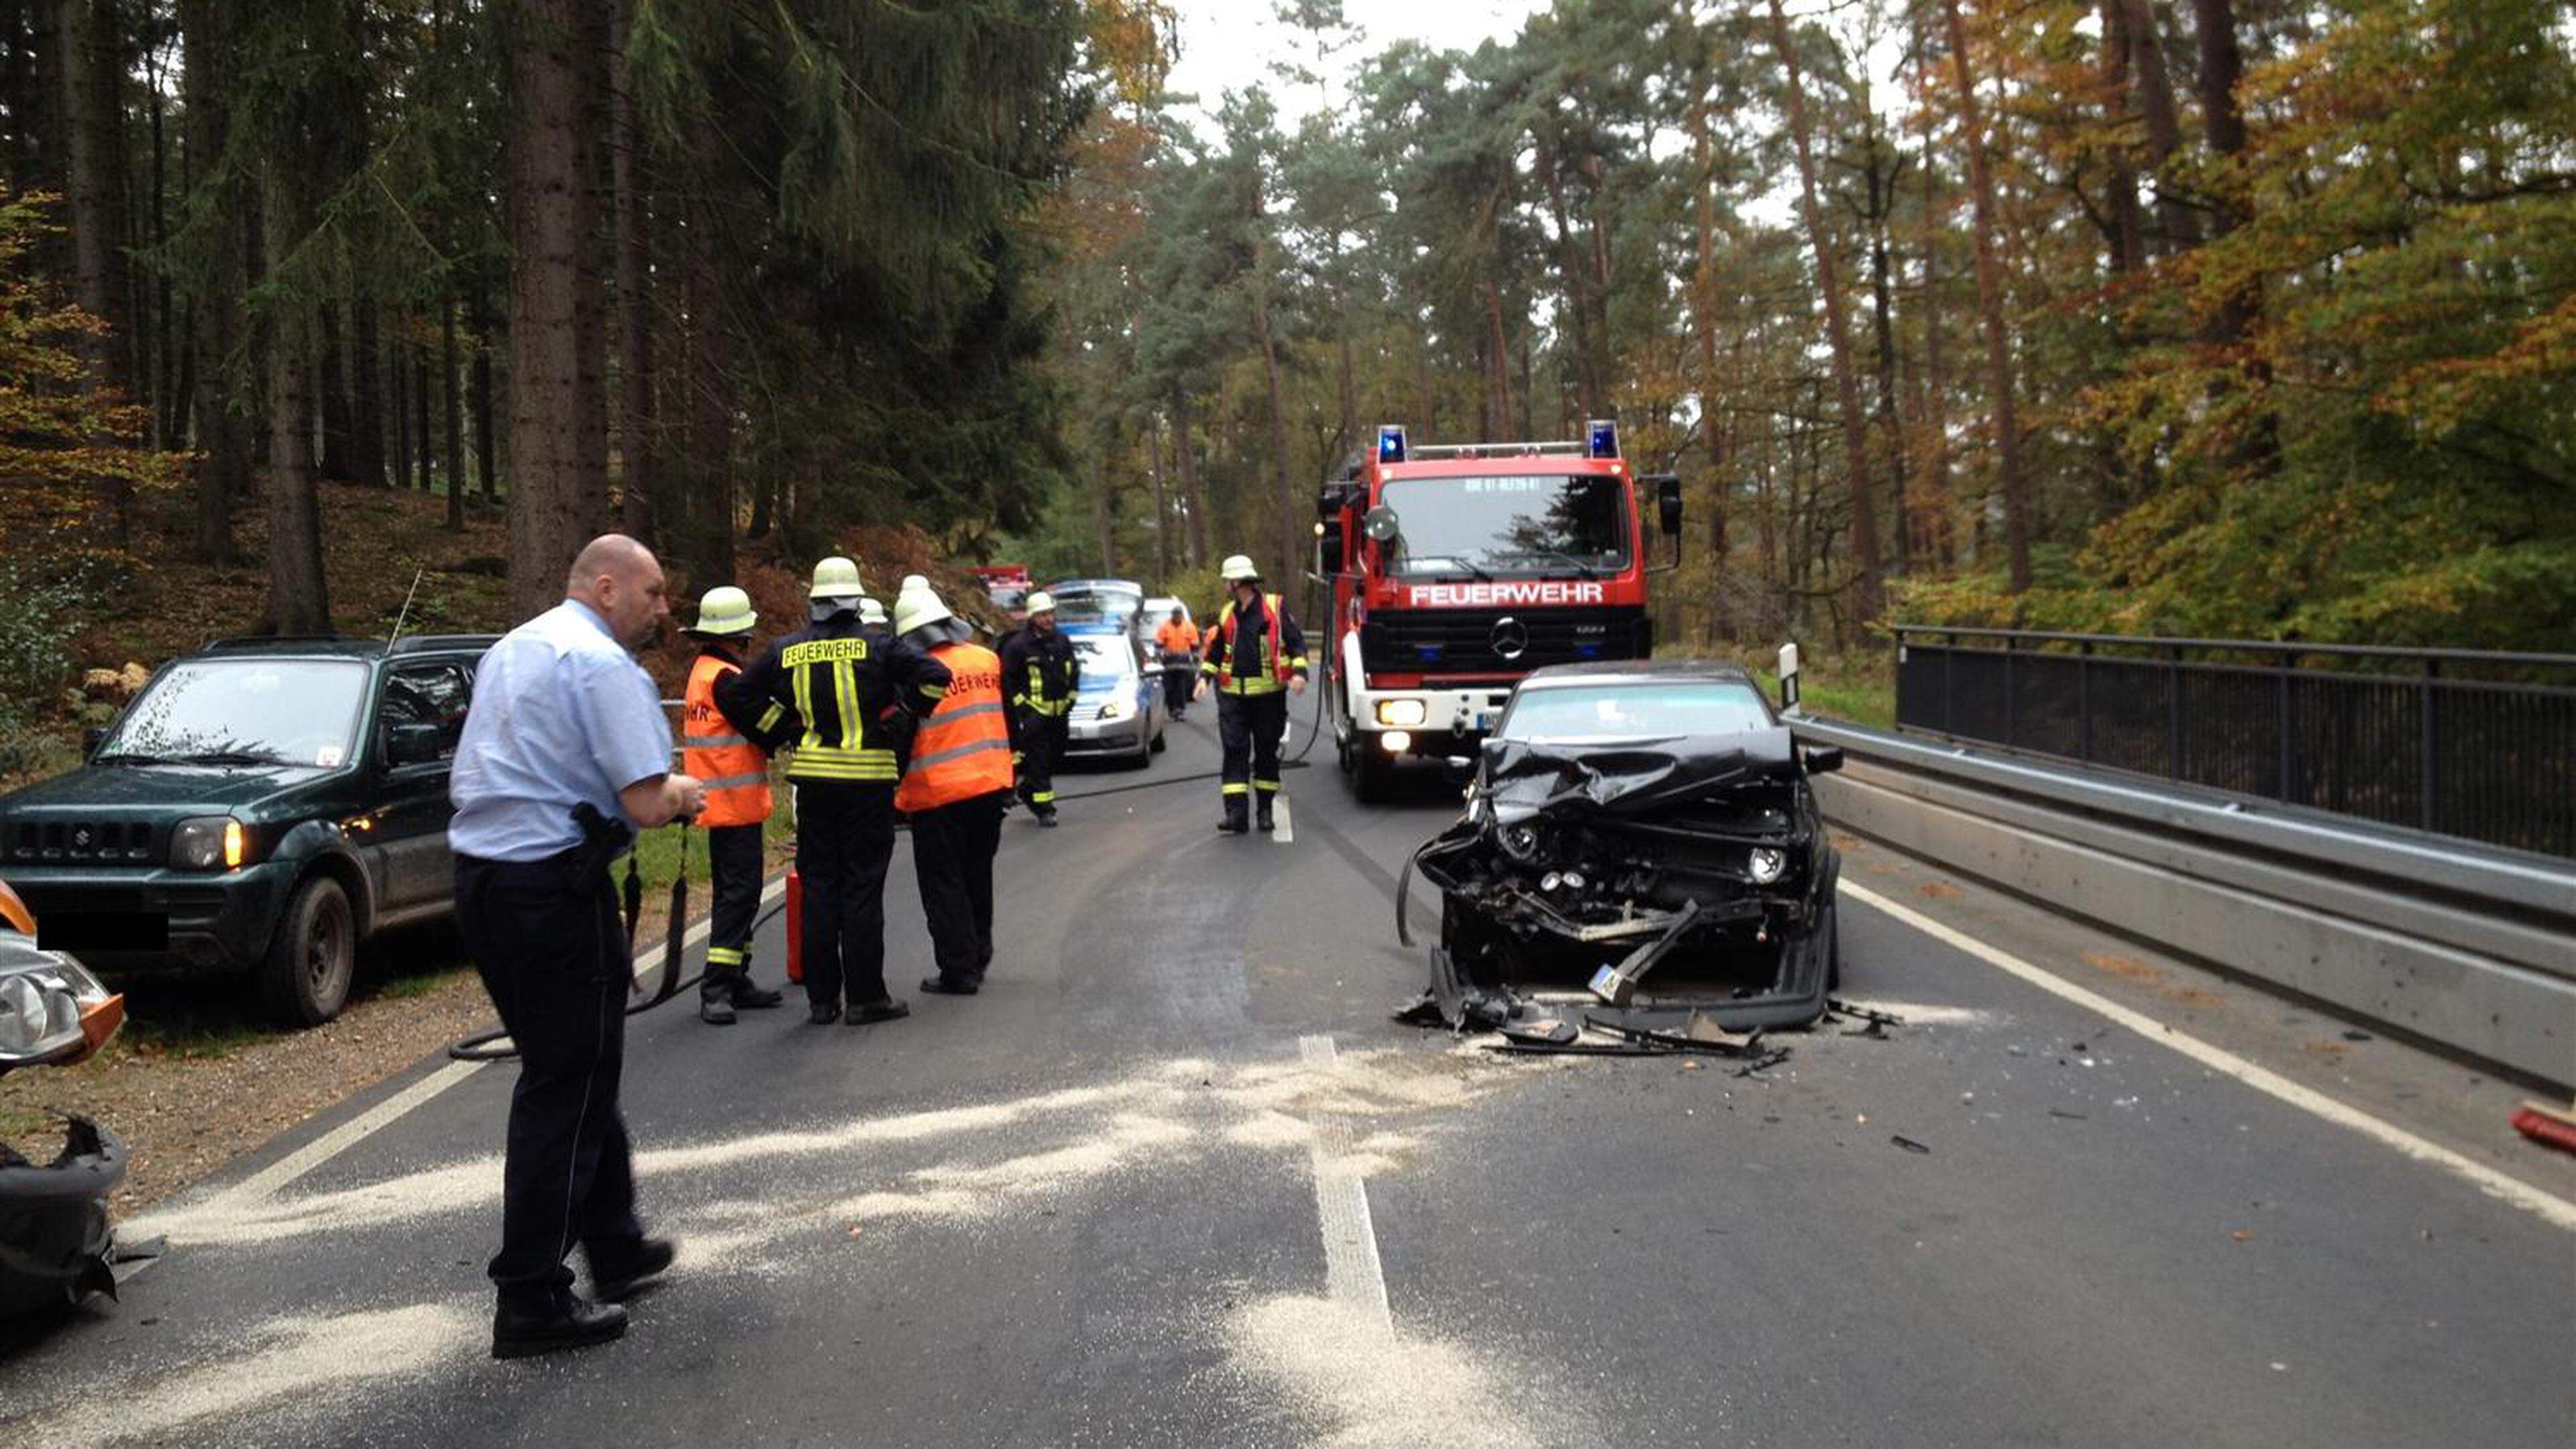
[1478,727,1800,824]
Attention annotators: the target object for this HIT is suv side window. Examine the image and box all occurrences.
[379,662,473,762]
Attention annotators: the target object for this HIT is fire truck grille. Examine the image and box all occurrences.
[1359,606,1651,676]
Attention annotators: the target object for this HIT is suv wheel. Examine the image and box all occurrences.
[260,876,356,1026]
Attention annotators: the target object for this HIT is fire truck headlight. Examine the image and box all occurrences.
[1375,698,1427,727]
[1380,731,1413,754]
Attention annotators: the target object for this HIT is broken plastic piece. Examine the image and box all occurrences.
[1499,1016,1579,1046]
[1891,1135,1930,1154]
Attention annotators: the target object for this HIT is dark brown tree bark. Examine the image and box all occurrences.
[1250,243,1299,584]
[610,0,657,543]
[2116,0,2196,252]
[391,341,413,490]
[1766,0,1886,621]
[2098,0,2145,274]
[1910,15,1956,571]
[470,286,497,498]
[1091,445,1116,576]
[317,300,358,481]
[1686,94,1730,640]
[60,0,132,543]
[681,192,731,589]
[504,0,610,617]
[262,157,331,633]
[352,303,387,486]
[443,302,464,529]
[1170,389,1211,570]
[1941,0,2033,593]
[413,335,433,492]
[179,0,246,565]
[1860,109,1911,578]
[1146,409,1172,584]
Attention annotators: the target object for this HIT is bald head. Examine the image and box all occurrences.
[566,533,670,649]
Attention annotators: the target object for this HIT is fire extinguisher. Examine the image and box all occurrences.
[784,865,804,983]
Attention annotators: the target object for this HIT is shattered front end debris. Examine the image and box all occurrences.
[1404,726,1843,1032]
[0,1112,126,1318]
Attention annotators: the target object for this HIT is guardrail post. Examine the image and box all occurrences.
[1942,631,1955,735]
[2420,657,2439,833]
[2167,644,2184,781]
[2003,633,2017,748]
[2078,641,2092,763]
[2277,649,2295,805]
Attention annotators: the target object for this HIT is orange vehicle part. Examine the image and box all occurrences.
[0,879,34,938]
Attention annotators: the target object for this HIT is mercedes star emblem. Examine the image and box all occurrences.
[1491,616,1529,661]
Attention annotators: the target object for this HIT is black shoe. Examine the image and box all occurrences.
[699,994,737,1026]
[1219,802,1248,834]
[588,1236,676,1303]
[847,998,912,1024]
[1036,810,1059,828]
[729,975,785,1010]
[492,1295,627,1360]
[808,1000,843,1025]
[920,976,979,996]
[1256,799,1275,832]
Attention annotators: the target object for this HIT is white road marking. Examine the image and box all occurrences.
[183,871,790,1216]
[1839,879,2576,1232]
[1297,1034,1393,1328]
[1273,796,1295,843]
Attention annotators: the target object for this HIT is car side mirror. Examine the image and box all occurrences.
[1803,745,1843,775]
[81,726,107,759]
[384,721,447,769]
[1649,474,1683,536]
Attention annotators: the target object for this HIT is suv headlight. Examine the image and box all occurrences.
[0,951,119,1067]
[1748,847,1787,884]
[171,816,249,871]
[1375,698,1427,727]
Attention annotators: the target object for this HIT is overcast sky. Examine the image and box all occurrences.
[1166,0,1554,129]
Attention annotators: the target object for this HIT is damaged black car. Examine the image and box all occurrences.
[1404,661,1843,1029]
[0,879,129,1320]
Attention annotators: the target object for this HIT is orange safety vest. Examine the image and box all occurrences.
[1155,619,1199,655]
[1208,594,1295,694]
[682,652,773,827]
[894,641,1015,813]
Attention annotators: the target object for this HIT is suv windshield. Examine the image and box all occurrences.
[1381,474,1631,578]
[1500,681,1772,743]
[99,658,371,769]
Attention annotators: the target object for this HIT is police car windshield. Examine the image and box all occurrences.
[1498,681,1772,744]
[1381,474,1630,578]
[98,658,370,768]
[1069,634,1136,681]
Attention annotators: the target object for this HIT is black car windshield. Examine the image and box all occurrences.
[1381,474,1630,577]
[100,659,370,768]
[1499,681,1773,743]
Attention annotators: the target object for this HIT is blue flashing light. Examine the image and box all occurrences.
[1587,418,1619,459]
[1377,424,1408,464]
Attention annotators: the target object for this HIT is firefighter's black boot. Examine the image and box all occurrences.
[1256,795,1275,833]
[1220,796,1249,834]
[728,970,784,1010]
[698,970,738,1026]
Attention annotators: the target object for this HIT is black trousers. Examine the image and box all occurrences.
[455,849,643,1310]
[910,789,1006,983]
[702,822,764,998]
[1217,689,1289,799]
[1162,663,1194,715]
[795,780,897,1007]
[1014,710,1069,812]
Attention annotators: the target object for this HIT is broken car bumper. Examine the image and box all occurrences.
[0,1114,125,1319]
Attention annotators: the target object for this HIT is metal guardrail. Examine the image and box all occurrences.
[1791,715,2576,1089]
[1888,626,2576,859]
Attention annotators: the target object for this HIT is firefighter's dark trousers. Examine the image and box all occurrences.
[794,781,897,1008]
[456,849,644,1311]
[910,789,1006,985]
[1014,709,1069,814]
[700,822,764,1000]
[1216,689,1289,804]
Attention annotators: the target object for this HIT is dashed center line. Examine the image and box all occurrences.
[1272,796,1295,843]
[1297,1034,1393,1327]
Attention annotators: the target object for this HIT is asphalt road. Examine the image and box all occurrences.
[3,710,2571,1447]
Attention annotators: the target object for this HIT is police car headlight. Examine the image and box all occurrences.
[0,952,111,1065]
[1748,847,1787,885]
[1098,696,1136,722]
[1375,698,1427,727]
[171,816,249,871]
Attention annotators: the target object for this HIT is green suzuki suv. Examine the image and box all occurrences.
[0,634,500,1024]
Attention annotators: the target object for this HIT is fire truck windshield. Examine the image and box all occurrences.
[1379,474,1631,579]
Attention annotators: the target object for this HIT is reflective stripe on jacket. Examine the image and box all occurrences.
[1203,594,1308,695]
[682,651,772,826]
[894,641,1014,813]
[724,616,952,786]
[1001,627,1079,717]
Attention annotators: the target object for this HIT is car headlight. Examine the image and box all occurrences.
[1499,824,1542,861]
[1748,847,1787,885]
[1098,696,1136,722]
[0,951,119,1067]
[171,816,249,871]
[1375,698,1427,727]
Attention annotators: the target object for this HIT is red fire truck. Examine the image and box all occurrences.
[1315,419,1682,800]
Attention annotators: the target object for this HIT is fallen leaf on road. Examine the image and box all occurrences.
[2230,1230,2253,1242]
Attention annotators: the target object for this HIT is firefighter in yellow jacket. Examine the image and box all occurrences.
[682,587,791,1025]
[1196,555,1309,833]
[892,581,1014,995]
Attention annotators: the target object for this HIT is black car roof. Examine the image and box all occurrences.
[1517,658,1760,686]
[191,634,500,661]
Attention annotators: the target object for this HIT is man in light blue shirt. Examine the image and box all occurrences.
[450,534,705,1359]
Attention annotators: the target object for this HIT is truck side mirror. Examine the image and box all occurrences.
[81,726,107,759]
[1363,505,1401,543]
[1650,474,1683,536]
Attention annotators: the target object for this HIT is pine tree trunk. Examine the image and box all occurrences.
[391,341,413,491]
[504,0,608,617]
[1766,0,1885,621]
[682,192,732,588]
[610,0,657,543]
[352,303,386,486]
[2098,0,2145,274]
[1146,410,1171,584]
[1863,117,1911,578]
[1092,447,1116,576]
[1171,390,1210,570]
[443,303,464,530]
[1250,269,1297,585]
[413,337,433,493]
[2188,0,2272,472]
[317,300,357,482]
[1687,97,1730,641]
[574,0,612,539]
[60,0,131,543]
[262,158,331,633]
[1940,0,2033,594]
[179,0,244,565]
[1909,10,1955,570]
[471,288,498,498]
[2116,0,2194,252]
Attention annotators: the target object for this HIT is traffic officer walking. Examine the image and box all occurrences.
[1000,590,1078,826]
[1196,554,1309,833]
[1153,604,1199,720]
[892,581,1013,995]
[720,557,949,1025]
[449,534,698,1358]
[680,586,790,1026]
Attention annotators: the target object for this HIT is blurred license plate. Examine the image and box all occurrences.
[40,912,167,952]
